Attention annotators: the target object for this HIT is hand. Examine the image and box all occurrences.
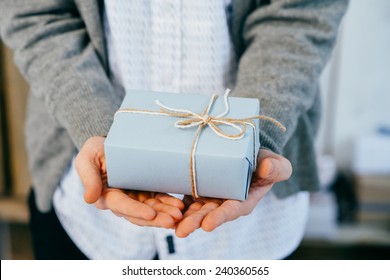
[74,136,184,229]
[174,149,292,238]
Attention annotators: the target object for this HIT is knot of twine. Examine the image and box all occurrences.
[115,89,285,198]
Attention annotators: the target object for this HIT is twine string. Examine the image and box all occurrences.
[115,89,285,198]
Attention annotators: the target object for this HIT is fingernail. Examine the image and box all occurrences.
[267,160,275,176]
[260,159,274,178]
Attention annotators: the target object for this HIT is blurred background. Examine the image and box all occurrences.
[1,0,389,259]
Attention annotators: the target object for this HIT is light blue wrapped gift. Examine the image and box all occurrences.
[105,89,263,200]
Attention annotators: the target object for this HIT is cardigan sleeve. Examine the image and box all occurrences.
[232,0,348,154]
[0,0,118,150]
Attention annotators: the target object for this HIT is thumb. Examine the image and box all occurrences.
[74,137,106,204]
[256,149,292,183]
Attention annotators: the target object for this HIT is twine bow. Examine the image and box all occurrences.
[115,89,285,198]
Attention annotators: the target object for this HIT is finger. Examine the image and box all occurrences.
[98,188,156,220]
[175,202,219,238]
[125,212,176,229]
[182,201,204,219]
[200,200,241,232]
[136,192,157,203]
[75,152,103,204]
[256,149,292,182]
[144,198,183,222]
[111,210,124,218]
[181,195,195,212]
[201,185,272,232]
[126,191,139,200]
[75,137,106,204]
[137,192,185,210]
[181,197,222,219]
[155,193,185,210]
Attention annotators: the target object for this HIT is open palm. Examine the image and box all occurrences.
[174,149,292,238]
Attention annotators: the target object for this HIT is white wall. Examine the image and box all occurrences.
[317,0,390,171]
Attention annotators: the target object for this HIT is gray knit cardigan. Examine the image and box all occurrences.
[0,0,348,212]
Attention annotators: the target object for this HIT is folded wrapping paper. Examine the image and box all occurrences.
[105,89,261,200]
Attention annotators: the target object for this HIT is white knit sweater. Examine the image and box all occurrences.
[53,0,309,260]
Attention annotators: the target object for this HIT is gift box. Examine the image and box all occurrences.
[104,90,261,200]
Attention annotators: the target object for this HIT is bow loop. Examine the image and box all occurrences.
[155,89,248,140]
